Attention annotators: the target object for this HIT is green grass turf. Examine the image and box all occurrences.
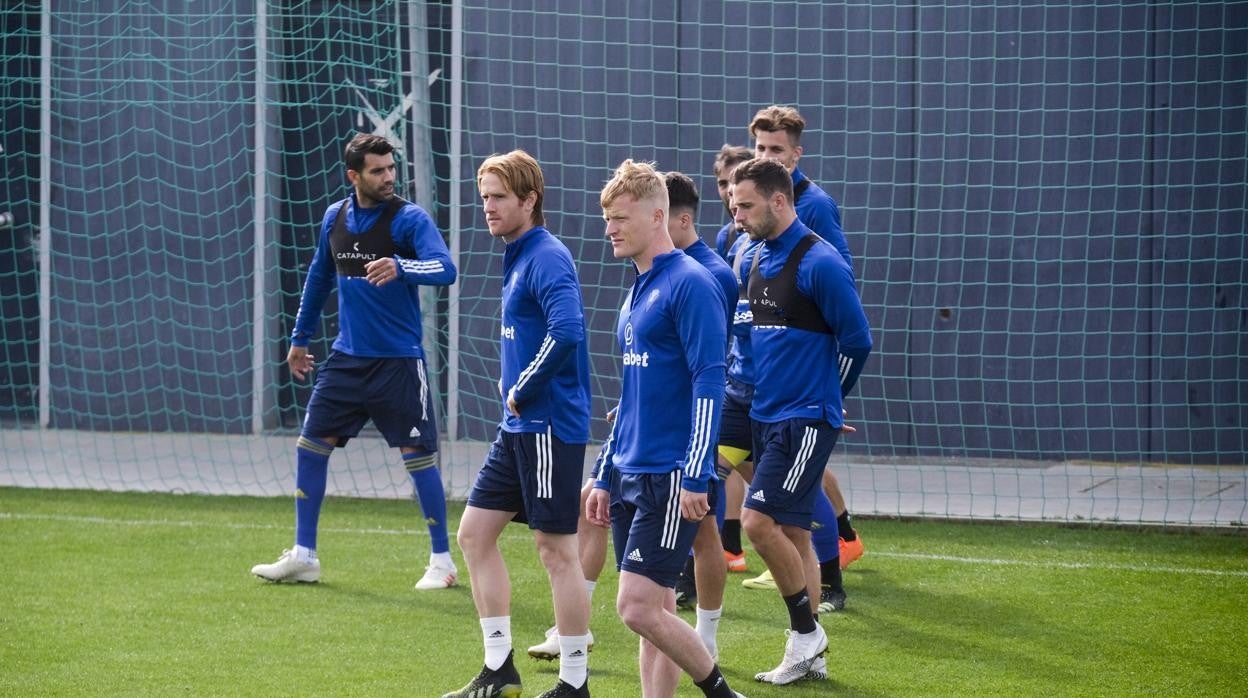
[1,486,1245,696]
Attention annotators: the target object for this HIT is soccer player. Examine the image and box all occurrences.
[710,146,757,577]
[749,104,866,585]
[712,144,755,260]
[662,171,736,661]
[731,158,872,685]
[584,159,743,698]
[526,171,737,664]
[443,150,593,698]
[251,133,458,588]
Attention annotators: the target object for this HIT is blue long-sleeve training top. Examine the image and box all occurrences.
[792,166,853,273]
[747,219,872,427]
[594,250,727,493]
[499,226,591,444]
[725,233,761,397]
[292,194,456,358]
[681,238,736,339]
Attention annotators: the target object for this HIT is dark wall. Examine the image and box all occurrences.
[2,2,1243,461]
[44,6,257,432]
[449,1,1247,463]
[0,3,41,424]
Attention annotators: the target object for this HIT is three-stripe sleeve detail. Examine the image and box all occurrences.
[514,334,555,395]
[399,258,446,275]
[682,397,716,480]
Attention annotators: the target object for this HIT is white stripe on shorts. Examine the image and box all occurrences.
[536,428,553,499]
[416,358,429,420]
[660,470,681,549]
[782,426,818,492]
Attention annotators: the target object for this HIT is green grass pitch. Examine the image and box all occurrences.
[1,486,1245,696]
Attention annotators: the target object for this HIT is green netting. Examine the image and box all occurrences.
[0,1,1244,526]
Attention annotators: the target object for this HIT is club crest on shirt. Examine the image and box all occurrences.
[646,288,661,309]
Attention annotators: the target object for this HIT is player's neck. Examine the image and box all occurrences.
[633,232,675,274]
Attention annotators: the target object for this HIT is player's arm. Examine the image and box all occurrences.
[807,196,853,274]
[290,207,338,349]
[809,254,872,399]
[393,205,458,286]
[674,273,728,495]
[585,414,617,527]
[507,254,585,413]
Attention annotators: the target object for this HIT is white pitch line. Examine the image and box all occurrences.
[869,550,1248,578]
[4,511,1246,578]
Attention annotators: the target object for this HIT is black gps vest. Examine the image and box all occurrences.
[747,232,832,334]
[328,197,404,277]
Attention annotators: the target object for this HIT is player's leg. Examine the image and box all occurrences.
[528,477,602,661]
[743,418,837,685]
[691,481,726,659]
[811,488,846,612]
[615,471,741,698]
[253,352,364,583]
[722,467,748,572]
[387,358,454,588]
[825,469,864,567]
[524,430,591,694]
[443,431,524,698]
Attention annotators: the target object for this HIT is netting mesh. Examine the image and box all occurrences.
[0,1,1244,525]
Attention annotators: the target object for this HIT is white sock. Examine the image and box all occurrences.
[292,545,316,562]
[557,634,590,688]
[430,551,454,569]
[695,606,722,658]
[480,616,511,670]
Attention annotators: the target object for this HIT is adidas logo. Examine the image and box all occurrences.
[627,548,644,563]
[409,426,421,437]
[488,630,505,638]
[568,649,585,657]
[751,490,766,503]
[294,488,307,500]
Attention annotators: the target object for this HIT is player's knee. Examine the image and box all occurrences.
[741,507,774,541]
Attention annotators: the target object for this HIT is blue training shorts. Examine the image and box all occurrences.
[610,469,716,588]
[302,351,438,452]
[744,417,840,529]
[717,388,754,454]
[468,426,587,534]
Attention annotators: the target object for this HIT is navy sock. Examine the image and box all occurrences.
[694,664,735,697]
[821,559,843,591]
[838,511,856,541]
[405,452,449,555]
[294,436,333,550]
[784,589,818,634]
[721,520,742,555]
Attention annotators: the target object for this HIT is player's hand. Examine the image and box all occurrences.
[287,346,315,381]
[364,257,400,286]
[840,408,856,435]
[606,406,618,424]
[679,490,709,522]
[585,488,611,527]
[506,387,521,417]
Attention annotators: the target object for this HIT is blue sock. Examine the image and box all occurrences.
[811,486,840,564]
[294,436,333,551]
[405,451,449,555]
